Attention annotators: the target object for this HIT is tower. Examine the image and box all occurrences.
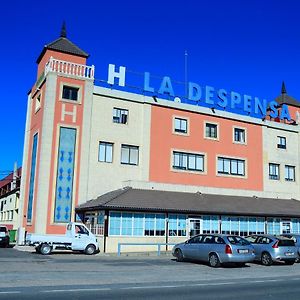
[19,24,94,234]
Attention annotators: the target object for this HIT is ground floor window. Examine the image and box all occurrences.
[292,219,300,233]
[169,214,187,236]
[267,218,281,234]
[202,215,219,233]
[221,216,265,236]
[109,212,166,236]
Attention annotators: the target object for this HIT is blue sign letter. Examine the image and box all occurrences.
[243,95,252,113]
[269,101,279,118]
[188,82,201,101]
[231,92,241,109]
[158,76,174,96]
[205,86,215,105]
[254,97,267,116]
[280,104,291,121]
[144,72,154,93]
[217,89,227,108]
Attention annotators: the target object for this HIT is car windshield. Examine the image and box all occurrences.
[227,236,250,245]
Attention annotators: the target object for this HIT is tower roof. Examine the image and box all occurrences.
[36,23,89,63]
[275,81,300,108]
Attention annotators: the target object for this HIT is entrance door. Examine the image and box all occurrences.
[189,218,201,237]
[281,220,291,234]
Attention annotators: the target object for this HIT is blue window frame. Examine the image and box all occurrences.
[54,127,77,223]
[27,133,38,222]
[109,212,166,236]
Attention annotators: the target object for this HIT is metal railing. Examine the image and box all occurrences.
[117,242,177,256]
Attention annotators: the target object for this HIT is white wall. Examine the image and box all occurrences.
[85,93,151,200]
[263,124,300,198]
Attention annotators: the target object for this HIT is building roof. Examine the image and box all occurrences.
[275,81,300,108]
[76,187,300,218]
[36,23,89,63]
[0,167,22,189]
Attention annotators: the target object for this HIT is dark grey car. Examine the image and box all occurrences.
[172,234,255,268]
[0,226,9,248]
[245,234,297,266]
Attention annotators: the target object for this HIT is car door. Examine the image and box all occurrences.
[197,235,215,261]
[72,224,91,251]
[253,236,267,259]
[183,235,203,260]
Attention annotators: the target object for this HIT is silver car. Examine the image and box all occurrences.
[172,234,255,268]
[280,234,300,262]
[245,234,297,266]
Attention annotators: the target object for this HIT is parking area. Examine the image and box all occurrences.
[1,246,300,289]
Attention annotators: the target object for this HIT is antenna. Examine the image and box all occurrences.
[184,50,188,98]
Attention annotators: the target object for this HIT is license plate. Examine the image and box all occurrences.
[238,249,249,254]
[285,252,294,256]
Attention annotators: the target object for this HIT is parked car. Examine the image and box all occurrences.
[0,226,10,248]
[244,234,297,266]
[281,234,300,262]
[172,234,255,268]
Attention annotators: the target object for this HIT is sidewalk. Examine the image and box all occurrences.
[13,244,173,257]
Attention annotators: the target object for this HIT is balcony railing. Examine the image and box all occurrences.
[45,57,94,79]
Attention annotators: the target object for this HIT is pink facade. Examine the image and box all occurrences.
[149,106,263,191]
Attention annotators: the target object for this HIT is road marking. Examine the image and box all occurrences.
[0,291,21,294]
[43,288,111,293]
[40,278,295,294]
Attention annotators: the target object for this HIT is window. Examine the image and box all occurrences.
[173,151,204,172]
[285,165,295,182]
[174,117,188,134]
[217,157,245,176]
[269,163,280,180]
[109,212,166,236]
[113,108,128,124]
[267,218,281,234]
[62,85,79,101]
[121,145,139,165]
[221,216,265,236]
[234,128,246,143]
[98,142,113,163]
[168,214,187,236]
[35,94,41,112]
[205,123,218,139]
[202,216,219,234]
[277,136,286,149]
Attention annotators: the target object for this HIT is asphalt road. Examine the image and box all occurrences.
[1,247,300,299]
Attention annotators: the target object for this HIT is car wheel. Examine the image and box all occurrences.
[85,244,96,255]
[285,260,295,265]
[209,253,221,268]
[39,243,52,255]
[261,252,272,266]
[175,248,184,262]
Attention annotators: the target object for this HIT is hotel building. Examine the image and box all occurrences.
[19,25,300,252]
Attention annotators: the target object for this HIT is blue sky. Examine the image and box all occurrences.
[1,0,300,175]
